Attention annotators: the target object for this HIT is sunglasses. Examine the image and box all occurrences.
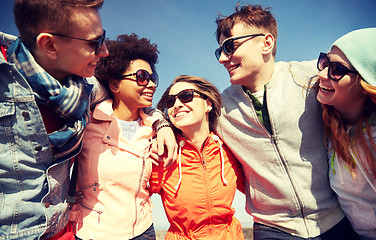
[317,52,357,81]
[215,33,265,60]
[165,89,207,109]
[121,69,159,87]
[49,29,106,55]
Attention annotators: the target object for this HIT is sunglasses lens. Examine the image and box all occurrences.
[215,48,222,60]
[95,30,106,55]
[166,90,195,108]
[222,39,234,55]
[329,63,347,81]
[317,53,328,71]
[178,90,194,104]
[136,70,150,86]
[151,72,159,87]
[166,97,176,108]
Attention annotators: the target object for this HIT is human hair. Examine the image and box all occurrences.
[94,33,159,99]
[322,77,376,178]
[157,75,221,132]
[14,0,104,50]
[215,2,278,57]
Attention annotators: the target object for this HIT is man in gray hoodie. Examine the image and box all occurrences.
[214,3,359,240]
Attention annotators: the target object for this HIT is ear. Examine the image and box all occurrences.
[35,33,58,60]
[262,33,274,55]
[109,79,120,94]
[206,99,213,112]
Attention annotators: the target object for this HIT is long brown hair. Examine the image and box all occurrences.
[157,75,221,132]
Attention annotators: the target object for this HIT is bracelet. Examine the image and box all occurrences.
[156,122,171,132]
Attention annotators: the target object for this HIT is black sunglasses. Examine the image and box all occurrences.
[215,33,265,60]
[121,69,159,87]
[165,89,207,109]
[48,29,106,55]
[317,52,357,81]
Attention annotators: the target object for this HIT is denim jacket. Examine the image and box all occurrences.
[0,33,78,240]
[0,32,164,239]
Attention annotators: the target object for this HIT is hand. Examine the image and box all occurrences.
[151,127,177,167]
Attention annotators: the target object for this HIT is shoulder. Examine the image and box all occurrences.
[275,60,317,77]
[0,32,18,47]
[221,84,247,105]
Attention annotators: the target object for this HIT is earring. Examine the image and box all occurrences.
[207,106,212,112]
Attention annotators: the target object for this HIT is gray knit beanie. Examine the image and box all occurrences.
[331,27,376,86]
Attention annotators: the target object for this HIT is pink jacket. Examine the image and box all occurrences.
[70,99,158,239]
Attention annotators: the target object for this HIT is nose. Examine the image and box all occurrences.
[98,42,109,57]
[146,79,157,89]
[318,66,329,80]
[173,97,185,109]
[218,51,230,64]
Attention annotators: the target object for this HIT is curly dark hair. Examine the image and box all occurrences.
[95,33,159,97]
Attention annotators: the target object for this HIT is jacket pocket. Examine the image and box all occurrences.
[0,101,15,152]
[0,101,15,119]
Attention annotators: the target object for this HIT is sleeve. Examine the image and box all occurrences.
[224,143,246,194]
[143,107,171,132]
[0,32,18,47]
[148,163,165,194]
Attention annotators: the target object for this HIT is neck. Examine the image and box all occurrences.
[112,99,139,121]
[33,50,67,82]
[181,124,210,149]
[244,60,275,93]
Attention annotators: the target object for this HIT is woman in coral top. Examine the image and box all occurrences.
[150,75,245,239]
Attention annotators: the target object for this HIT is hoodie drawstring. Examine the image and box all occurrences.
[212,135,228,186]
[174,140,184,190]
[350,148,376,193]
[174,135,228,191]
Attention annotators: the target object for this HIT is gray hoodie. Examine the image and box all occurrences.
[216,60,345,238]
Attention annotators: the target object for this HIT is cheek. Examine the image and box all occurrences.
[167,109,174,121]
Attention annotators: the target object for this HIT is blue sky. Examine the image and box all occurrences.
[1,0,376,230]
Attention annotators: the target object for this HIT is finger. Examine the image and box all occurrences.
[157,136,165,156]
[164,142,178,167]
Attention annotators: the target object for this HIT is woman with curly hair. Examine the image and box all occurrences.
[70,34,160,240]
[316,28,376,239]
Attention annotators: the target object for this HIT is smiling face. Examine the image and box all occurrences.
[112,59,156,119]
[52,8,109,80]
[167,82,211,138]
[217,22,268,91]
[317,46,367,123]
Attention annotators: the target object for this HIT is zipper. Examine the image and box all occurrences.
[271,133,310,236]
[132,148,150,236]
[200,139,212,234]
[257,88,310,236]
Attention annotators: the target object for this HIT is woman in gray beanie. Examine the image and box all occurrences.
[316,27,376,240]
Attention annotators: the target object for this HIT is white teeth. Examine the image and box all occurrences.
[175,112,186,118]
[319,84,334,92]
[228,65,238,72]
